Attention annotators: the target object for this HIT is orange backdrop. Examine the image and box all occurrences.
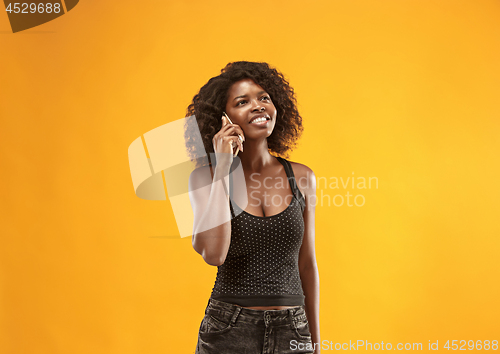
[1,0,499,353]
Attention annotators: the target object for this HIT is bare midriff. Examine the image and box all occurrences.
[242,305,297,310]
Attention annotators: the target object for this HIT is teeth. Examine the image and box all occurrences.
[251,117,267,123]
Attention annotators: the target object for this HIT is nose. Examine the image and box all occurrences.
[251,100,265,112]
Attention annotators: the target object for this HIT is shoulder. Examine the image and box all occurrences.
[289,161,315,183]
[289,160,314,175]
[288,160,316,194]
[189,164,214,190]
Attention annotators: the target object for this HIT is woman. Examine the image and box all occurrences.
[186,61,320,353]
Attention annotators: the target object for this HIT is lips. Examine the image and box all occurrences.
[249,114,271,124]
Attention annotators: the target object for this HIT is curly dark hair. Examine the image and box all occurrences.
[184,61,303,168]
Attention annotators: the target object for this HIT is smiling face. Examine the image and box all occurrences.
[224,78,277,140]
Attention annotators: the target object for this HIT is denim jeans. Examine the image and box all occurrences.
[195,298,314,354]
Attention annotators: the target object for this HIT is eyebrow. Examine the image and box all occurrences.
[233,90,267,101]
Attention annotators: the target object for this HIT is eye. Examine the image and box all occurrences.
[260,95,271,101]
[236,100,247,106]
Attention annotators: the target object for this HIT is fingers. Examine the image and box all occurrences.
[228,136,241,154]
[221,115,245,144]
[227,136,243,155]
[237,135,243,152]
[229,130,243,153]
[221,115,244,135]
[223,124,245,143]
[217,135,239,154]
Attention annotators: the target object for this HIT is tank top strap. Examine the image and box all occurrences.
[229,167,235,218]
[276,156,306,212]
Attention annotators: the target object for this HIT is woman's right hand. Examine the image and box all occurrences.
[212,115,245,166]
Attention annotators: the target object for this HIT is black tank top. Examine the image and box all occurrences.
[210,156,306,307]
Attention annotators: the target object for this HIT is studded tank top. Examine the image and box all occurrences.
[209,156,306,307]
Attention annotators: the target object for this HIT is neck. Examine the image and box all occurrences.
[237,138,274,173]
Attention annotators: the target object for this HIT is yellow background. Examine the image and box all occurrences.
[1,0,499,353]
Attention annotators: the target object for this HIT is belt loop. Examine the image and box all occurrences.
[230,306,242,325]
[288,308,295,327]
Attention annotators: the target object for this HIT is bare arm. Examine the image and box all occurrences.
[297,165,320,352]
[189,162,232,266]
[189,115,245,266]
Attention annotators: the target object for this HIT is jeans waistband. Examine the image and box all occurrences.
[206,298,307,326]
